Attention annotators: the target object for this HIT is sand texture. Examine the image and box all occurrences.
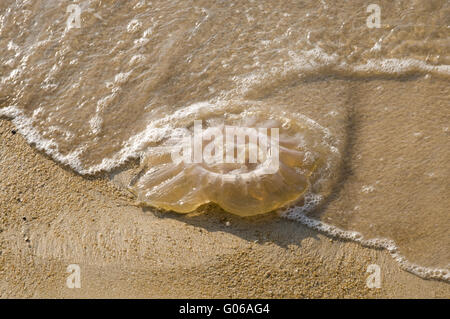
[1,119,449,298]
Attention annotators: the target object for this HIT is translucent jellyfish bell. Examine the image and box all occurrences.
[129,100,339,216]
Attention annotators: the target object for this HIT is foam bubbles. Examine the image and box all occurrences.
[282,201,450,282]
[128,100,340,216]
[127,19,142,33]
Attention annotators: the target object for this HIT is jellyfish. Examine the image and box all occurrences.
[128,100,339,216]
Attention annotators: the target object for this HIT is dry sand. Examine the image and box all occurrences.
[0,118,449,298]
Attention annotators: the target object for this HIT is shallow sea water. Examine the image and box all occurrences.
[0,0,448,280]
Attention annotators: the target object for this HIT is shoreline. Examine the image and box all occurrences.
[1,119,449,298]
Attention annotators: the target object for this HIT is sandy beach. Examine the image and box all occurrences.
[1,118,448,298]
[0,0,449,299]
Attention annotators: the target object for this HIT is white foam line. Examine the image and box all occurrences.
[0,105,86,171]
[231,50,450,99]
[282,204,450,282]
[349,58,450,75]
[0,102,220,175]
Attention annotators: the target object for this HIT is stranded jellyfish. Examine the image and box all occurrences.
[128,100,339,216]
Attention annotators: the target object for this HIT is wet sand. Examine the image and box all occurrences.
[1,119,449,298]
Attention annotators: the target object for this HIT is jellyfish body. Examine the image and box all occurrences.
[129,100,339,216]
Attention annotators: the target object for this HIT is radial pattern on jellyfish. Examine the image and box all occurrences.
[129,100,339,216]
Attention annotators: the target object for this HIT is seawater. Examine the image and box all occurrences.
[0,0,449,281]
